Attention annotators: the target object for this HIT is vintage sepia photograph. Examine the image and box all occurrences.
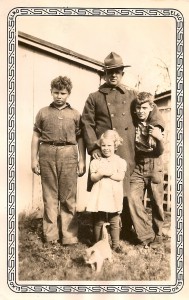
[4,2,185,296]
[17,11,174,281]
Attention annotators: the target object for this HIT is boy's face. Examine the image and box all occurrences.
[135,102,153,121]
[100,138,115,158]
[51,88,69,107]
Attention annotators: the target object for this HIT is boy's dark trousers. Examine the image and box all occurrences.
[129,156,164,243]
[39,143,78,244]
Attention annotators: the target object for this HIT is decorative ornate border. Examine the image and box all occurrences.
[7,7,184,294]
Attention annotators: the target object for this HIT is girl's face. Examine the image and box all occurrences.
[100,138,115,157]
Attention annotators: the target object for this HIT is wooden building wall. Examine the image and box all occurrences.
[17,44,101,215]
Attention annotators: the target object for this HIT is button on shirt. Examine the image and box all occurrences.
[33,102,81,144]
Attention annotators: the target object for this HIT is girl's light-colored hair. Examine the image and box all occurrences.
[96,130,123,150]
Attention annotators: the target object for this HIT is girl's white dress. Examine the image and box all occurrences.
[86,154,127,213]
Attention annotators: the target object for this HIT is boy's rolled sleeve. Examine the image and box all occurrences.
[33,111,42,134]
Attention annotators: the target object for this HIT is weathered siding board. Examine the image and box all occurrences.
[144,92,172,211]
[17,47,34,214]
[159,107,171,172]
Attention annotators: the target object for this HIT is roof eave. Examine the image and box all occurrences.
[18,31,104,75]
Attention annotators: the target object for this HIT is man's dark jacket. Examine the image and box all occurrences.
[81,83,137,196]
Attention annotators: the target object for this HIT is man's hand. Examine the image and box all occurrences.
[91,148,102,159]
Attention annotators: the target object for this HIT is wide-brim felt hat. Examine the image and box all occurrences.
[103,52,131,70]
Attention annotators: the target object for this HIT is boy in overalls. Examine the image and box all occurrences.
[129,92,165,248]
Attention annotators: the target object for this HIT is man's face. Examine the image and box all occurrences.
[135,102,153,121]
[51,88,69,107]
[105,68,124,87]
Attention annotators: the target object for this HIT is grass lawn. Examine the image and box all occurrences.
[18,210,171,281]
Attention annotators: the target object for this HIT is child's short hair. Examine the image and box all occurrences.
[96,130,123,150]
[135,92,154,107]
[51,76,73,94]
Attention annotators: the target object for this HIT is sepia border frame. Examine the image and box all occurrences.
[7,7,184,294]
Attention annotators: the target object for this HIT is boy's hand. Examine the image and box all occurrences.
[77,160,86,177]
[149,125,163,141]
[31,159,40,175]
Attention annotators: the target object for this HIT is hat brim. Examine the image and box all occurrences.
[103,64,131,70]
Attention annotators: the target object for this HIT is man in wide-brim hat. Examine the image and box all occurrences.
[101,52,132,88]
[81,52,137,246]
[103,51,131,70]
[81,52,165,250]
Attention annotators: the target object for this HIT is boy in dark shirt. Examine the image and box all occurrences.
[129,92,165,248]
[31,76,86,246]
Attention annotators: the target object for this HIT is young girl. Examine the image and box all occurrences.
[86,130,127,252]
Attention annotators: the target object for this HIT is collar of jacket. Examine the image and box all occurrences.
[49,102,72,109]
[99,83,126,94]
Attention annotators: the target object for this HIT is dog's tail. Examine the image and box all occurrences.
[101,222,110,240]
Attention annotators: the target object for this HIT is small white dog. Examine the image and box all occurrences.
[84,222,112,273]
